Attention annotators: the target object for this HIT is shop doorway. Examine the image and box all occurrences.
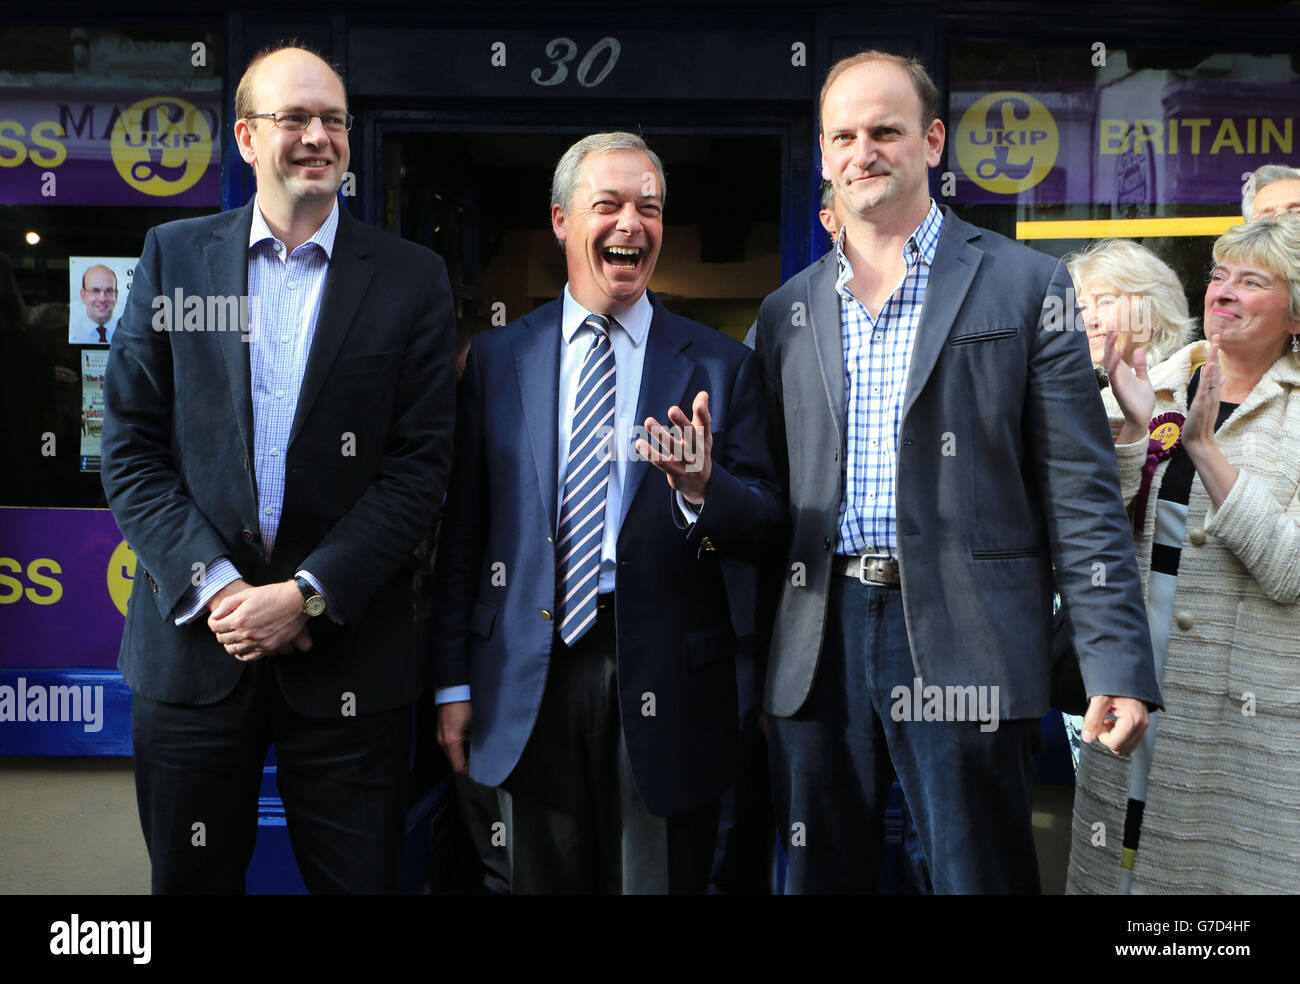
[380,130,783,358]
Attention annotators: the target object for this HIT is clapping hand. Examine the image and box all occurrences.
[638,390,713,505]
[1102,332,1155,445]
[1183,333,1222,453]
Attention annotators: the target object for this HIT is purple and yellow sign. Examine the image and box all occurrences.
[951,80,1300,206]
[0,90,221,206]
[0,508,129,669]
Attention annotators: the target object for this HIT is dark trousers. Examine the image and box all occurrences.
[454,773,511,894]
[502,604,718,894]
[708,628,775,894]
[769,578,1042,894]
[131,659,412,894]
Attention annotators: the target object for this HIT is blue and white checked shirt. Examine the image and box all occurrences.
[173,199,339,624]
[836,200,943,555]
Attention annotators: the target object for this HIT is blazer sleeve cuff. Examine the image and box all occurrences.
[673,489,703,528]
[684,459,744,547]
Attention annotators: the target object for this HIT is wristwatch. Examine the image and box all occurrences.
[294,575,327,618]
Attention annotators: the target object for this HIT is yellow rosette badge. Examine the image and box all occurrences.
[1150,420,1181,452]
[111,96,213,198]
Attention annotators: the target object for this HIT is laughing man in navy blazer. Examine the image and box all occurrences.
[432,132,782,893]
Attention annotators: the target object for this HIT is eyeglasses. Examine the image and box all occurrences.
[245,111,353,132]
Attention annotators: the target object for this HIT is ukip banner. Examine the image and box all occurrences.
[0,507,129,670]
[950,79,1299,207]
[0,89,221,206]
[0,508,134,754]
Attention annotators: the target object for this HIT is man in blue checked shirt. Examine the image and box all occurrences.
[752,50,1161,893]
[101,44,456,893]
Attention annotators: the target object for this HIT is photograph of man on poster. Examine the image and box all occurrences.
[67,257,135,345]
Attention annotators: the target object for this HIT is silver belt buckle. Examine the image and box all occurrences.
[857,552,894,585]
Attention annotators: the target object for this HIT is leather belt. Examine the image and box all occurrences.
[834,552,901,587]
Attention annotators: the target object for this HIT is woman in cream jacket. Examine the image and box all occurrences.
[1068,217,1300,894]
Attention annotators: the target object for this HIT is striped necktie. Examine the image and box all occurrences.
[556,314,617,646]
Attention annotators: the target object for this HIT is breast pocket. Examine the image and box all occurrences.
[335,349,402,377]
[331,350,402,436]
[947,326,1019,346]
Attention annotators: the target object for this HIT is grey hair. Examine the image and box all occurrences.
[550,132,667,215]
[1064,238,1197,366]
[1242,163,1300,220]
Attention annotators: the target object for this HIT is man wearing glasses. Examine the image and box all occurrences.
[101,44,456,893]
[70,264,119,345]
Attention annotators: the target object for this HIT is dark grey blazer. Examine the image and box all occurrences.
[753,206,1162,720]
[101,200,456,718]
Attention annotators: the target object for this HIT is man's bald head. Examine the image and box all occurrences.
[82,264,115,291]
[80,264,118,326]
[234,42,348,123]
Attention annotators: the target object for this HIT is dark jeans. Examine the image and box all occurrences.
[132,659,412,894]
[769,577,1042,894]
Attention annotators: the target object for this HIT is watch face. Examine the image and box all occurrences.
[304,595,326,617]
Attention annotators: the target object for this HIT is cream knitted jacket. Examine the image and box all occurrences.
[1068,340,1300,894]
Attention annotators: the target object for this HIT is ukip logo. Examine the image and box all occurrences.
[106,539,134,617]
[110,96,213,198]
[956,90,1059,196]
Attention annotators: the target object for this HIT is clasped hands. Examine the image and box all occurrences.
[207,579,312,662]
[636,390,713,504]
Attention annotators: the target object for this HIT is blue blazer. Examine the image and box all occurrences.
[431,292,783,817]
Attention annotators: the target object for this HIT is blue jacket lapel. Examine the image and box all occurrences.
[621,293,695,527]
[512,300,563,531]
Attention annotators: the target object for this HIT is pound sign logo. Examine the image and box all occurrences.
[955,91,1058,196]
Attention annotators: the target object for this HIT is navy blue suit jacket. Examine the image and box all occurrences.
[431,292,782,817]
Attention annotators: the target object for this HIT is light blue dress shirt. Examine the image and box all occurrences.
[172,198,339,624]
[555,284,652,596]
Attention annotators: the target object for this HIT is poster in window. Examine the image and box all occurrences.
[68,256,136,346]
[80,348,108,470]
